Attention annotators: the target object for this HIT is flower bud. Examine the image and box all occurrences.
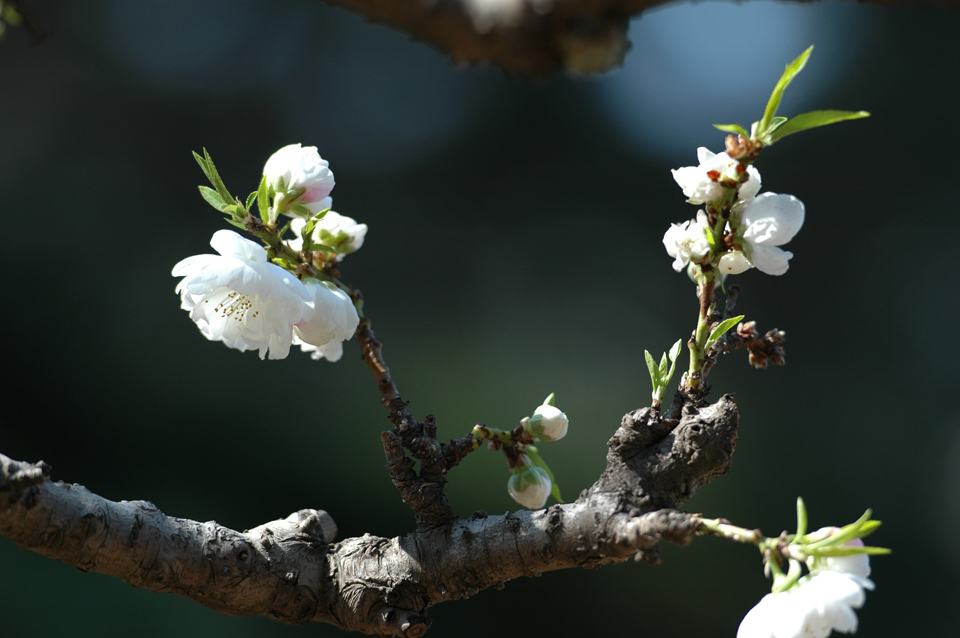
[263,144,335,218]
[527,404,569,442]
[507,464,551,510]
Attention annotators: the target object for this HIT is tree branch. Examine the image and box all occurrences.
[0,395,738,636]
[318,0,960,76]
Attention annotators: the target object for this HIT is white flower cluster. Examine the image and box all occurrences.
[173,145,365,361]
[664,148,804,276]
[173,231,359,361]
[738,533,875,638]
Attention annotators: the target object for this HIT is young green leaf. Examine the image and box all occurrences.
[256,175,270,222]
[195,148,233,203]
[668,338,683,363]
[706,315,745,351]
[758,46,813,139]
[645,350,661,388]
[245,190,258,211]
[713,122,750,138]
[768,109,870,143]
[658,352,669,379]
[199,185,225,211]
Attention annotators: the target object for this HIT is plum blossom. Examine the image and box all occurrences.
[292,279,360,362]
[726,193,805,276]
[172,230,310,360]
[672,147,761,206]
[739,530,874,638]
[263,144,335,218]
[288,204,368,261]
[663,210,711,272]
[737,570,874,638]
[507,462,552,510]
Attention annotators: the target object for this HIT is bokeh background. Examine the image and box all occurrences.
[2,0,958,635]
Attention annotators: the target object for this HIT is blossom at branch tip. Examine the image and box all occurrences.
[663,210,711,272]
[288,204,368,261]
[737,570,874,638]
[507,463,551,510]
[172,230,310,360]
[723,193,805,276]
[292,279,360,362]
[672,147,761,206]
[263,144,335,218]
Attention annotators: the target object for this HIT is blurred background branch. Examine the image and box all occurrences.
[321,0,960,75]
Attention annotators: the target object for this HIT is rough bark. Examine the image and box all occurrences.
[318,0,960,76]
[0,394,738,636]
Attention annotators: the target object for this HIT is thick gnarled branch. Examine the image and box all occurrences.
[319,0,960,76]
[0,395,737,636]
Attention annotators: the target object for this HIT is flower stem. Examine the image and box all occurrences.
[696,516,764,544]
[686,266,717,391]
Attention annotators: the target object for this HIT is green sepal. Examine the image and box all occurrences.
[713,122,750,138]
[543,392,556,407]
[291,203,312,217]
[758,46,813,140]
[706,315,745,351]
[199,185,226,211]
[525,448,563,503]
[271,257,295,270]
[768,109,870,143]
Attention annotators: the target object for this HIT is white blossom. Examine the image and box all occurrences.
[288,206,368,261]
[672,147,761,206]
[507,463,551,510]
[719,250,752,275]
[292,279,360,362]
[528,404,569,442]
[737,570,874,638]
[736,193,805,276]
[663,210,711,272]
[263,144,335,218]
[172,230,310,360]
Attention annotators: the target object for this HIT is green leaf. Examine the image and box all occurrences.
[668,338,683,363]
[312,244,338,254]
[713,122,750,138]
[257,175,270,222]
[194,148,233,204]
[198,186,225,211]
[644,350,660,387]
[758,46,813,139]
[224,218,247,230]
[245,190,257,211]
[768,109,870,143]
[765,116,788,135]
[706,315,745,351]
[658,352,669,379]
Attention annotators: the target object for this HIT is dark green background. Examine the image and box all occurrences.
[2,1,958,636]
